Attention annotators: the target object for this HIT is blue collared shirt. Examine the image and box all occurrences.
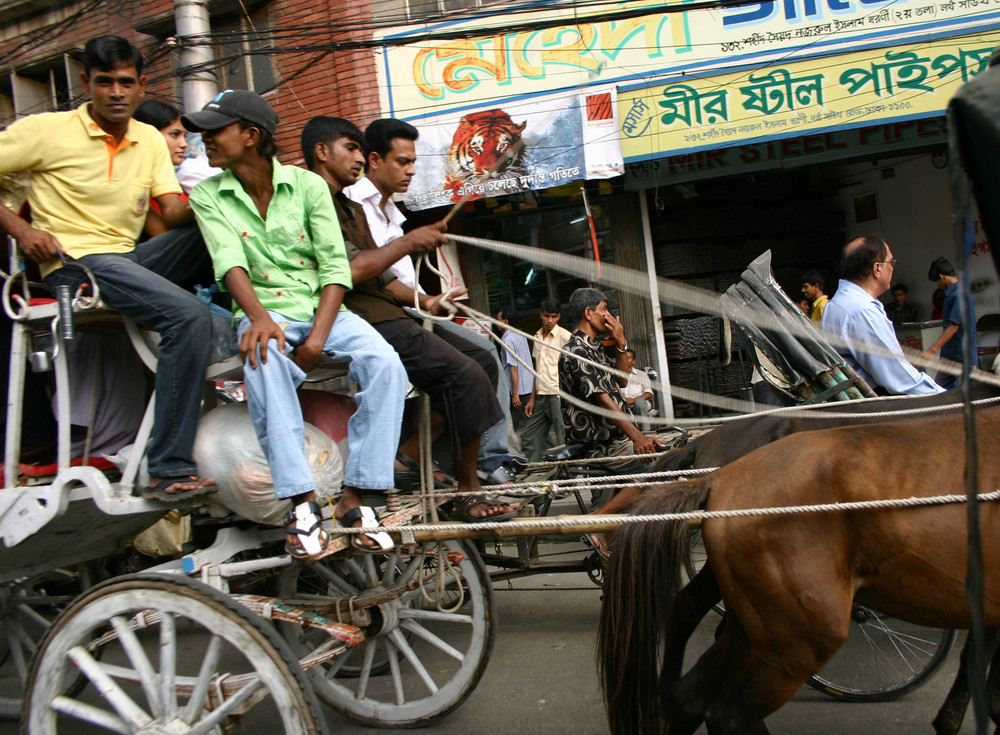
[501,329,535,396]
[940,281,977,364]
[821,279,943,395]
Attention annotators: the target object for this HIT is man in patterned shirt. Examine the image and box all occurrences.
[559,288,662,553]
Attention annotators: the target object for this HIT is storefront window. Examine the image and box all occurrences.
[473,201,611,317]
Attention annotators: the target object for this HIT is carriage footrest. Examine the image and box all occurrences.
[232,593,367,645]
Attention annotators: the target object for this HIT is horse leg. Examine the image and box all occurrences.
[661,563,723,687]
[934,629,1000,735]
[985,629,1000,731]
[662,611,751,735]
[702,578,852,734]
[934,636,974,734]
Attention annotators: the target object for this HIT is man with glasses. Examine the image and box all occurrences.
[821,236,942,395]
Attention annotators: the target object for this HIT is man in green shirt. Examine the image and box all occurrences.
[186,91,407,557]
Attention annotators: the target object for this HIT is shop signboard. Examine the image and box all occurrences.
[622,117,950,188]
[377,0,998,121]
[617,28,1000,163]
[401,88,624,211]
[618,31,1000,162]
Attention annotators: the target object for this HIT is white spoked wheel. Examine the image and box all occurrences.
[0,568,89,718]
[277,539,495,727]
[24,573,327,735]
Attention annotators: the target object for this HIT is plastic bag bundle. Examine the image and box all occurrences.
[192,403,344,526]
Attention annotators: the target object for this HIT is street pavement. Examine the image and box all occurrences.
[2,539,985,734]
[324,554,980,735]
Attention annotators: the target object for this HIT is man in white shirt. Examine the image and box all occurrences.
[521,298,572,462]
[344,118,421,292]
[821,235,942,395]
[621,349,654,431]
[346,117,521,478]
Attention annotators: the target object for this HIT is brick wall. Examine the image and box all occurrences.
[0,0,383,162]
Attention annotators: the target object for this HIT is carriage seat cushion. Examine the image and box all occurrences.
[6,455,115,479]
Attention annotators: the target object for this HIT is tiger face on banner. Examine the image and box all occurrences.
[402,88,624,212]
[445,109,528,201]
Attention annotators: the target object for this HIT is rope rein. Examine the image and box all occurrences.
[330,489,1000,535]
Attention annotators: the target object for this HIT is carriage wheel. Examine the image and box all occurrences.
[0,568,93,718]
[24,573,327,735]
[277,539,495,727]
[806,606,955,701]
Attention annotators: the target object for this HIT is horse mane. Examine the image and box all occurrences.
[598,478,712,735]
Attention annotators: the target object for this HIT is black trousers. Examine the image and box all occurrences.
[373,317,503,446]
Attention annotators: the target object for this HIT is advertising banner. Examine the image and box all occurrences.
[617,29,1000,162]
[402,88,623,211]
[378,0,998,121]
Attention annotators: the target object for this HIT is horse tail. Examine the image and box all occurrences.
[598,478,712,735]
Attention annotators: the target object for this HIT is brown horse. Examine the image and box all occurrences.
[599,405,1000,734]
[651,388,1000,734]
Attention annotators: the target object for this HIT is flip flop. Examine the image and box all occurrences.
[394,452,456,492]
[337,505,394,554]
[448,494,518,523]
[284,501,332,560]
[582,533,611,562]
[477,462,517,485]
[141,476,217,503]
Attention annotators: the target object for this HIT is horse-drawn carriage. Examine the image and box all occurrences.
[0,240,502,733]
[4,222,981,734]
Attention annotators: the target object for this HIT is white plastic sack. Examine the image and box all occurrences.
[192,403,344,526]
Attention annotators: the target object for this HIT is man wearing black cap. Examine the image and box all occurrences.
[184,90,409,558]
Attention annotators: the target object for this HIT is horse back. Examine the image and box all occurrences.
[703,406,1000,629]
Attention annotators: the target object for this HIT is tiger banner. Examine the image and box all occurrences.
[401,88,624,212]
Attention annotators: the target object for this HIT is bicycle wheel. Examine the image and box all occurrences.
[682,527,724,616]
[806,605,955,701]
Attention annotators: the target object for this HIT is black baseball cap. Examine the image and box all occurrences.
[181,89,278,135]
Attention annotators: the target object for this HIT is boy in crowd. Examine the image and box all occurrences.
[924,257,977,389]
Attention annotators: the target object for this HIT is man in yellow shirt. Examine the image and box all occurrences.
[521,297,572,462]
[801,271,829,327]
[0,36,215,501]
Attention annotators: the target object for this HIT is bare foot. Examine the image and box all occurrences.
[143,476,216,502]
[583,533,610,560]
[465,499,516,519]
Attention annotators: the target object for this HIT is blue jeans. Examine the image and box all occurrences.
[238,310,406,499]
[45,225,212,479]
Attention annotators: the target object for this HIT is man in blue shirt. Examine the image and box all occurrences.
[497,307,534,430]
[821,236,942,395]
[924,257,977,389]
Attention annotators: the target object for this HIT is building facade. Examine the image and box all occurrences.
[2,0,998,415]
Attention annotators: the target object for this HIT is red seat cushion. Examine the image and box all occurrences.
[9,455,116,478]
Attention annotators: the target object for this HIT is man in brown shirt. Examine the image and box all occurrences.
[301,116,516,522]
